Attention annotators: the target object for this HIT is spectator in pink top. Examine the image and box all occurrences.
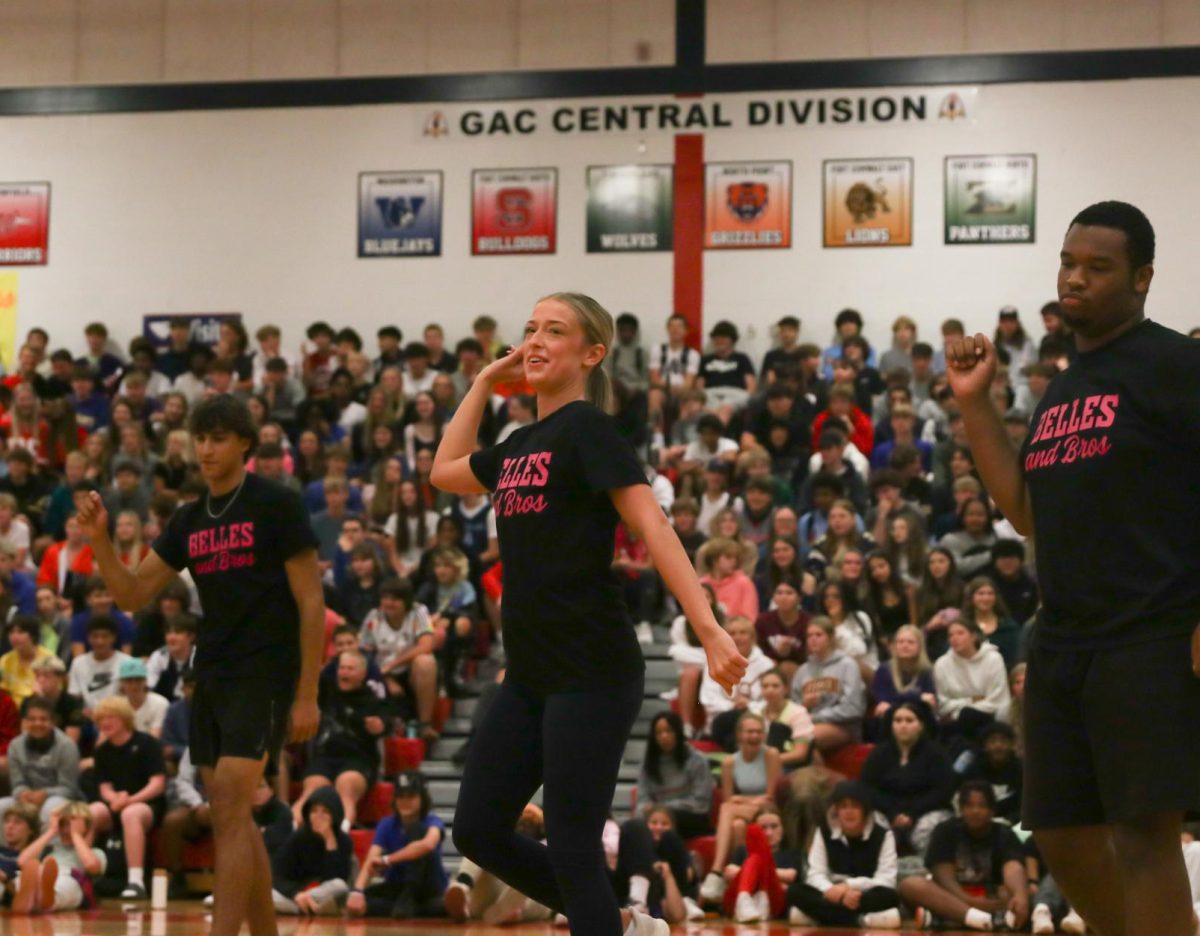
[699,537,759,621]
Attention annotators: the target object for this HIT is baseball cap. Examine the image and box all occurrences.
[394,770,426,796]
[119,658,148,680]
[998,305,1019,320]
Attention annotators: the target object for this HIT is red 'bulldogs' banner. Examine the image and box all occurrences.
[0,183,51,265]
[471,168,557,255]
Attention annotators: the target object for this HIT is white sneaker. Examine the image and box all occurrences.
[861,907,902,929]
[1061,909,1086,933]
[635,621,654,644]
[734,891,762,923]
[754,890,771,921]
[1031,904,1054,934]
[202,894,214,908]
[657,687,679,701]
[629,908,670,936]
[683,896,706,921]
[788,906,817,926]
[699,871,726,904]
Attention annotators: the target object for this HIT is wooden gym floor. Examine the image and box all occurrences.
[0,906,989,935]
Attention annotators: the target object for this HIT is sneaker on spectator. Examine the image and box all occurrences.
[734,891,762,923]
[635,621,654,644]
[629,908,668,936]
[754,890,771,921]
[683,897,705,921]
[1030,904,1054,934]
[699,871,726,905]
[203,894,215,908]
[1061,909,1086,933]
[444,881,470,922]
[120,882,148,900]
[861,907,902,929]
[657,687,678,701]
[788,907,817,926]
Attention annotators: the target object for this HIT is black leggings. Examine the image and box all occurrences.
[787,881,899,927]
[453,675,644,936]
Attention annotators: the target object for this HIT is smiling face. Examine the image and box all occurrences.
[521,299,606,397]
[972,582,997,614]
[737,715,764,752]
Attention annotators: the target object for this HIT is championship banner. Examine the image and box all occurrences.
[704,161,792,249]
[472,168,557,255]
[944,154,1036,244]
[823,158,913,247]
[358,171,443,257]
[586,165,673,253]
[0,183,50,265]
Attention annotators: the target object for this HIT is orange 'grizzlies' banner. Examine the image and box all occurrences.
[703,161,792,249]
[471,167,557,255]
[823,157,913,247]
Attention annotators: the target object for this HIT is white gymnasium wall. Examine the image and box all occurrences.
[2,75,1198,362]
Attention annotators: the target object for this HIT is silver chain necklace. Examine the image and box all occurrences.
[205,471,248,519]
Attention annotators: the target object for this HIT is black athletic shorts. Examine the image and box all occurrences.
[190,676,296,771]
[1022,627,1200,829]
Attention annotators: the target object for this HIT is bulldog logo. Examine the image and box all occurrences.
[496,188,533,229]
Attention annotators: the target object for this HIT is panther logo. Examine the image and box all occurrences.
[845,180,890,224]
[496,188,533,229]
[727,182,769,222]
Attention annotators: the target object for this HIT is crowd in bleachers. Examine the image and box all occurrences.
[0,305,1194,929]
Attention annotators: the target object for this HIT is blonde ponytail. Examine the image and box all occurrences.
[538,291,614,413]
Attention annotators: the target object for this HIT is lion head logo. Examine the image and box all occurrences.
[845,180,890,224]
[727,182,769,222]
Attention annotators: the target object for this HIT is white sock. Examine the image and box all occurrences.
[341,818,351,833]
[964,906,993,930]
[629,875,650,907]
[128,867,145,888]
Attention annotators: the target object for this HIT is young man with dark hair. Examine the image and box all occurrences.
[78,322,125,394]
[374,325,404,378]
[76,393,325,936]
[156,317,198,383]
[948,201,1200,936]
[899,780,1029,930]
[424,324,458,375]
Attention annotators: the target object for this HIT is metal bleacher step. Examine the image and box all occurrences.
[422,759,462,780]
[433,736,468,760]
[440,717,473,736]
[453,697,479,719]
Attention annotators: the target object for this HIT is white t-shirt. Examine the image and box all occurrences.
[68,651,132,711]
[683,436,739,465]
[383,511,440,568]
[359,604,434,671]
[402,371,437,398]
[649,343,700,390]
[131,691,170,735]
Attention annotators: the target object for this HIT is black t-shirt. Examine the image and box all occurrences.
[468,401,648,694]
[152,472,319,682]
[699,352,756,390]
[1021,320,1200,648]
[95,730,167,803]
[925,817,1024,886]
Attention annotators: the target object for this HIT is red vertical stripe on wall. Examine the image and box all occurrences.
[673,133,704,349]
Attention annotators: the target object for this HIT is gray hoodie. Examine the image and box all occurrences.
[790,650,866,730]
[9,728,81,800]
